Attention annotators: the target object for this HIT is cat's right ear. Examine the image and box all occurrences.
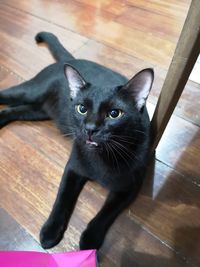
[64,64,87,99]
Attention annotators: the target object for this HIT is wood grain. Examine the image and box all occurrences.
[116,5,184,43]
[155,111,200,184]
[1,0,181,67]
[0,3,88,79]
[125,0,191,21]
[0,208,44,251]
[130,159,200,266]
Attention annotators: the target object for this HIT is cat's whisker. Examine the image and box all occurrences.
[110,139,140,162]
[133,130,147,135]
[103,142,117,176]
[109,141,131,169]
[110,136,136,145]
[104,142,110,161]
[111,134,136,138]
[119,142,140,162]
[110,140,134,163]
[62,132,75,137]
[110,134,138,141]
[106,142,120,174]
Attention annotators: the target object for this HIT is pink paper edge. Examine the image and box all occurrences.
[0,250,97,267]
[50,250,97,267]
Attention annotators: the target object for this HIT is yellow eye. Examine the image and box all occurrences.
[76,104,88,115]
[108,109,123,119]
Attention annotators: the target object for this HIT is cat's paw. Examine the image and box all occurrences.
[40,221,65,249]
[79,226,104,250]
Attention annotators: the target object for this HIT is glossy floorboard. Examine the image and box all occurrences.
[0,1,200,267]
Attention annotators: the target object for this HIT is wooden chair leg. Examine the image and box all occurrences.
[150,0,200,152]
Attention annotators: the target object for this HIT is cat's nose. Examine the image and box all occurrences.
[85,123,98,137]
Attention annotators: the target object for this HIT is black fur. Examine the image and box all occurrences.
[0,32,154,250]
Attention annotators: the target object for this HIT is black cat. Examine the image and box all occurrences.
[0,32,154,250]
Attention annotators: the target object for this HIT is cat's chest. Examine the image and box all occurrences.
[80,151,135,190]
[70,144,135,190]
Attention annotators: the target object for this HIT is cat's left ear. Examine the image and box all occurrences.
[64,64,87,99]
[122,68,154,111]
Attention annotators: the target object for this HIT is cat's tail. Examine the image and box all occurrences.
[35,32,74,62]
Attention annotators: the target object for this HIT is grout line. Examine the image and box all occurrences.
[72,39,91,55]
[154,157,200,188]
[1,1,168,71]
[0,64,25,83]
[0,207,46,252]
[1,2,86,41]
[147,98,200,128]
[128,212,198,267]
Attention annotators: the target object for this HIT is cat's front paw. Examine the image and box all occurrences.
[79,225,104,250]
[40,221,65,249]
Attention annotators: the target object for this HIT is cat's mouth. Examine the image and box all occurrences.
[86,140,99,147]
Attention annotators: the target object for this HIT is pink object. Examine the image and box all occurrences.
[0,250,97,267]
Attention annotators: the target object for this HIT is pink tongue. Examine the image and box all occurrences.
[86,140,98,146]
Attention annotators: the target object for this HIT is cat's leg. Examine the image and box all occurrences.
[0,66,58,106]
[0,81,38,106]
[0,105,49,128]
[79,184,142,250]
[40,164,87,249]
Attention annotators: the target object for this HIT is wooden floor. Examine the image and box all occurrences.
[0,1,200,266]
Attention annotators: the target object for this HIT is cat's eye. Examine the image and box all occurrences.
[108,109,123,119]
[76,104,88,115]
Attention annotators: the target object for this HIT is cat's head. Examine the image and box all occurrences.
[64,64,154,157]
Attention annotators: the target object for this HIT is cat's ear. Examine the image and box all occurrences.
[64,64,87,99]
[122,68,154,111]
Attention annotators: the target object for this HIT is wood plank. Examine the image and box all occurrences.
[0,127,65,196]
[75,0,127,17]
[155,106,200,184]
[1,0,177,67]
[99,214,193,267]
[0,3,88,79]
[150,79,200,127]
[9,121,72,168]
[129,159,200,266]
[0,129,85,251]
[125,0,191,21]
[0,208,44,251]
[0,66,23,89]
[116,5,185,43]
